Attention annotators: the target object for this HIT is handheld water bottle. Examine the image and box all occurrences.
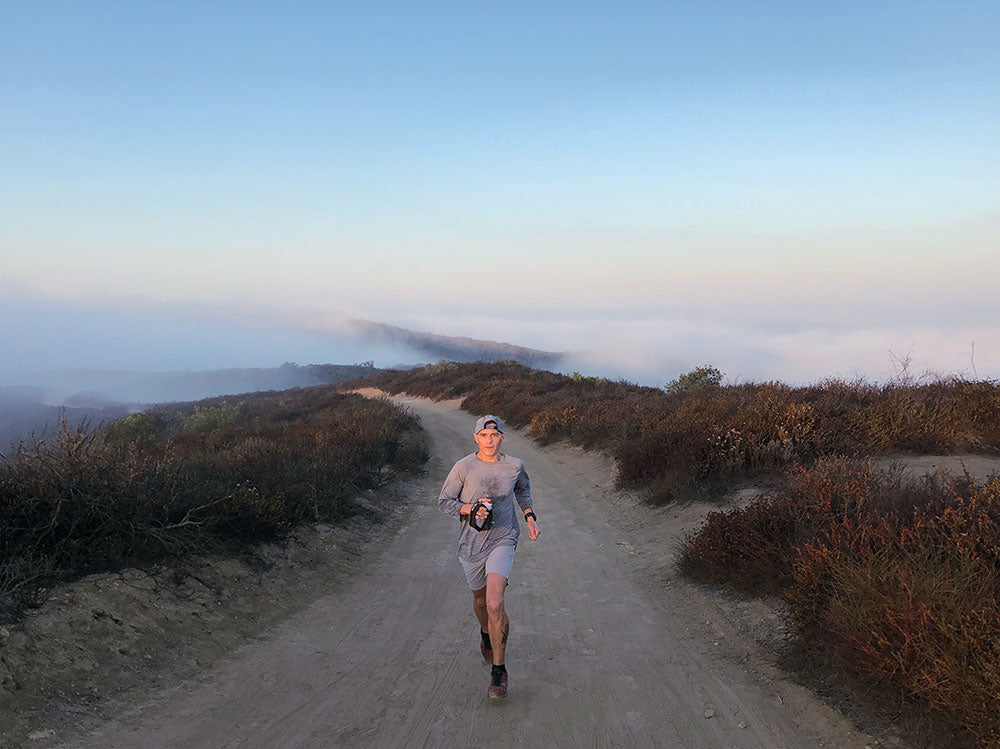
[469,499,493,531]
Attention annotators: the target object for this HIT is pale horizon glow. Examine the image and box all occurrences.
[2,1,998,387]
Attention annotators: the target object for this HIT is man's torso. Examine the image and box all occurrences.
[444,453,529,562]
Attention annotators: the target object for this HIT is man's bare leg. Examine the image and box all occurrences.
[472,586,488,633]
[485,572,509,665]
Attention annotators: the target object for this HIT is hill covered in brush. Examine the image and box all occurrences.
[0,386,427,620]
[0,362,381,452]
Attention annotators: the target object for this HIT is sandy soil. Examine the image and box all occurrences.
[4,394,997,748]
[875,454,1000,484]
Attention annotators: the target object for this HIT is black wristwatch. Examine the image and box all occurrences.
[524,511,536,521]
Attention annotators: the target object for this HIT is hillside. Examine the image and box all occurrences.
[2,395,879,749]
[348,319,565,368]
[0,363,380,452]
[0,389,130,456]
[15,362,379,406]
[0,385,427,621]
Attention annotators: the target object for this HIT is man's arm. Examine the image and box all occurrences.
[514,462,540,540]
[513,462,532,512]
[438,461,479,518]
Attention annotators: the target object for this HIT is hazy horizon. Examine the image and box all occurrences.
[2,280,995,392]
[3,2,998,388]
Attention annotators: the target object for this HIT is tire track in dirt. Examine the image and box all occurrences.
[68,395,875,748]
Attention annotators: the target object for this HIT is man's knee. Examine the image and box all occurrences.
[486,595,505,619]
[485,581,506,617]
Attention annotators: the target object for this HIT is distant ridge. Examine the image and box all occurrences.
[0,363,380,452]
[350,319,564,368]
[16,363,378,407]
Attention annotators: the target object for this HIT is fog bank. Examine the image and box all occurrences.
[2,288,996,394]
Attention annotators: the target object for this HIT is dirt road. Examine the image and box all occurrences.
[71,396,875,748]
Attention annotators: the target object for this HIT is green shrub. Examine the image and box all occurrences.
[179,401,243,434]
[103,410,170,449]
[665,365,724,394]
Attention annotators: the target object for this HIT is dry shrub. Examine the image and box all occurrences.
[350,363,1000,503]
[0,389,427,621]
[683,457,1000,746]
[787,478,1000,746]
[680,458,889,593]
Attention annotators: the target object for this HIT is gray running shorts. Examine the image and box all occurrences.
[460,543,516,590]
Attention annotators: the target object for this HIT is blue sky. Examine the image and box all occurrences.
[2,1,998,384]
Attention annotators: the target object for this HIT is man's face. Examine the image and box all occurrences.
[474,428,503,456]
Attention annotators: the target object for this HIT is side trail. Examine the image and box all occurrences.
[73,396,873,748]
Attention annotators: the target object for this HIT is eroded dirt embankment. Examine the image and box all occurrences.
[0,486,415,749]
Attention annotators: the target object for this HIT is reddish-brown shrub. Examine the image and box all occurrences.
[680,458,891,593]
[788,480,1000,746]
[685,458,1000,746]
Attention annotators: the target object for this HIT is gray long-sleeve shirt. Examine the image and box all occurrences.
[438,453,533,563]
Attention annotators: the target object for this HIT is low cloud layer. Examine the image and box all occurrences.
[1,283,996,394]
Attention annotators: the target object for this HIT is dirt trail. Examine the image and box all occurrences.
[66,396,879,748]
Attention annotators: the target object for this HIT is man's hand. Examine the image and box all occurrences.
[460,501,491,521]
[526,517,540,541]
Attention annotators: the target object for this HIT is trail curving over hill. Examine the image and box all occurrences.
[71,395,875,748]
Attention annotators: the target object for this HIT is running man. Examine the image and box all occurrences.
[438,415,541,699]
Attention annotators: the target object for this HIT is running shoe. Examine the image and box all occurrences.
[488,670,508,699]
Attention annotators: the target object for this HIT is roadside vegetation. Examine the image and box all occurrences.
[350,360,1000,501]
[0,388,427,621]
[348,360,1000,746]
[682,458,1000,747]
